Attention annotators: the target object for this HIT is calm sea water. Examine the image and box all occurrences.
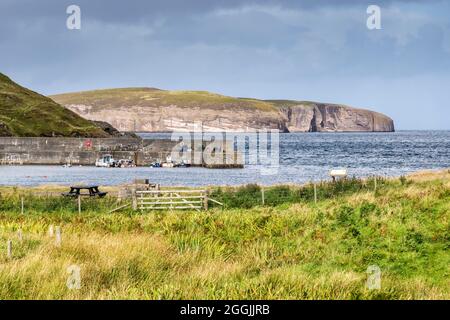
[1,131,449,187]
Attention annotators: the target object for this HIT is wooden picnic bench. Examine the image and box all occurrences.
[61,185,107,198]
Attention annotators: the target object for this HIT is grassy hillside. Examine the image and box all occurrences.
[0,170,448,299]
[0,73,109,137]
[51,88,279,113]
[51,88,362,114]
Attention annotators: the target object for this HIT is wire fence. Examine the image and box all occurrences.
[0,176,393,213]
[209,176,390,209]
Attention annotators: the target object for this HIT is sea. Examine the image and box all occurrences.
[0,131,449,187]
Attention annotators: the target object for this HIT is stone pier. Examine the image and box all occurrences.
[0,137,177,166]
[0,137,244,167]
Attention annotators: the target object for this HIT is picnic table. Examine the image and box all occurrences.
[61,185,107,198]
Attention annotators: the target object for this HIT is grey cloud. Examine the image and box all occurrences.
[0,0,442,24]
[0,0,449,129]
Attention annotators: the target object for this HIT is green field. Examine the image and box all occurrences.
[0,171,448,299]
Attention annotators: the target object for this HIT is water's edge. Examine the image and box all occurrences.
[1,131,449,187]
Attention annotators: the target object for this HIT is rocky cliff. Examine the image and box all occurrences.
[275,102,395,132]
[51,88,394,133]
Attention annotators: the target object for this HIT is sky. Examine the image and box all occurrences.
[1,0,449,130]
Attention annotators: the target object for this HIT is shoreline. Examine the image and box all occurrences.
[1,168,448,194]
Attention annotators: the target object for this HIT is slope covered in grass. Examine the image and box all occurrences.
[0,73,109,137]
[0,171,448,299]
[52,87,278,112]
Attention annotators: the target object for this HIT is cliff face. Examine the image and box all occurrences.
[65,102,286,132]
[279,103,395,132]
[50,88,394,133]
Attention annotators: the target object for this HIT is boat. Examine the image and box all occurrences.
[174,160,191,167]
[162,162,174,168]
[117,159,135,168]
[149,156,190,168]
[95,154,117,167]
[149,162,161,168]
[161,155,175,168]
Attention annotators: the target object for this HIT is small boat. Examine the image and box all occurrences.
[149,156,191,168]
[149,162,161,168]
[174,160,191,168]
[161,155,175,168]
[95,154,117,167]
[117,159,135,168]
[162,162,174,168]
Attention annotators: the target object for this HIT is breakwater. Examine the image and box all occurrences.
[0,137,177,166]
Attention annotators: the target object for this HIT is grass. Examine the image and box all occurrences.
[0,170,448,299]
[209,177,389,209]
[50,88,335,115]
[50,87,351,115]
[0,72,109,137]
[265,100,317,109]
[51,88,279,113]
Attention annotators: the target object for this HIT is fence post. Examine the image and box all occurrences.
[17,229,23,242]
[374,176,377,193]
[314,183,317,204]
[6,240,12,259]
[21,196,24,214]
[156,184,161,198]
[78,195,81,214]
[261,186,265,206]
[55,226,61,246]
[203,190,209,211]
[132,188,137,210]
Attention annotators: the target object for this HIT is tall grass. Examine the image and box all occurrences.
[0,174,448,299]
[210,177,389,208]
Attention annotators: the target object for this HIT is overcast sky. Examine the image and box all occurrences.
[1,0,449,129]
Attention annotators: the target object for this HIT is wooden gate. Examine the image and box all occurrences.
[134,189,222,211]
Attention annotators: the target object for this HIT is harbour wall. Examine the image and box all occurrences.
[0,137,178,166]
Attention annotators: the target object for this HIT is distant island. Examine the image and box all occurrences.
[0,71,394,137]
[51,88,395,133]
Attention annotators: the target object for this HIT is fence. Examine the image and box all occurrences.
[1,176,387,213]
[133,189,223,211]
[208,177,387,209]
